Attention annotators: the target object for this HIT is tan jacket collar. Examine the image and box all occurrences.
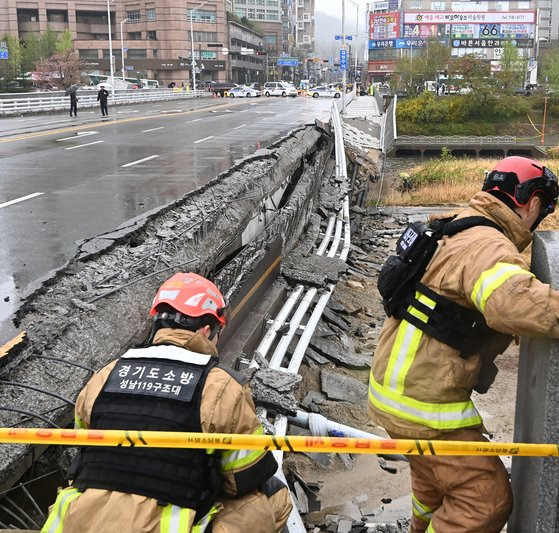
[152,328,218,357]
[462,192,533,252]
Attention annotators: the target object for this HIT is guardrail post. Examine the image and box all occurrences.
[509,231,559,532]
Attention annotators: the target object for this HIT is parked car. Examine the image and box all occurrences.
[249,82,262,91]
[209,82,238,97]
[262,81,297,97]
[227,86,261,98]
[307,86,342,98]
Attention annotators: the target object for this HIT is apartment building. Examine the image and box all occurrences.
[231,0,283,61]
[0,0,229,86]
[293,0,315,53]
[368,0,537,81]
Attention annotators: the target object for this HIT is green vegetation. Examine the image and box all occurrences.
[396,91,533,136]
[0,27,76,91]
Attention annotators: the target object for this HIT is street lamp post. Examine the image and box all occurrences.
[342,0,346,114]
[349,0,359,91]
[120,18,129,81]
[189,0,212,92]
[106,0,115,96]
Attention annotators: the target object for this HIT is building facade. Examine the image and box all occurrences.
[0,0,229,86]
[228,20,266,83]
[293,0,315,54]
[367,0,538,82]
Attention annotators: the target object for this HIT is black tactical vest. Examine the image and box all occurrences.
[72,346,222,513]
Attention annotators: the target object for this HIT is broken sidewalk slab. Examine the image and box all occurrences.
[243,366,301,416]
[290,425,333,467]
[310,335,370,369]
[321,308,350,332]
[320,370,368,404]
[282,255,348,288]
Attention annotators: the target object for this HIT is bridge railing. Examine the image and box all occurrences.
[381,95,398,153]
[396,135,517,145]
[0,89,211,116]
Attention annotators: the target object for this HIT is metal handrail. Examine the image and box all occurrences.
[396,135,517,145]
[0,88,210,116]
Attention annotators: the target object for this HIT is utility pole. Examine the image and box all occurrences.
[120,18,129,81]
[106,0,115,96]
[342,0,346,114]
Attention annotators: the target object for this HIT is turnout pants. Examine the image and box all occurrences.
[390,428,513,533]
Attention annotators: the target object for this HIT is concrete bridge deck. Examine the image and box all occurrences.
[389,135,547,159]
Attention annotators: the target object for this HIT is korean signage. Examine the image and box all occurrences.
[277,57,299,66]
[370,11,401,40]
[340,47,348,71]
[451,38,534,48]
[404,24,449,38]
[0,41,8,60]
[106,360,202,402]
[369,38,428,49]
[372,1,389,12]
[404,11,536,24]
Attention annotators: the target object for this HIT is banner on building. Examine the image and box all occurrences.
[369,11,401,40]
[404,23,449,38]
[403,11,536,24]
[369,38,428,49]
[451,38,534,48]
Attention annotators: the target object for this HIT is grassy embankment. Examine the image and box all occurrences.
[383,155,559,232]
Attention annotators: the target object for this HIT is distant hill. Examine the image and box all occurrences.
[315,10,367,61]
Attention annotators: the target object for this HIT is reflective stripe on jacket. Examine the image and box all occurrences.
[369,192,559,438]
[43,328,277,533]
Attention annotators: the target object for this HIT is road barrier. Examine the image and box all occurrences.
[0,88,210,116]
[1,428,558,457]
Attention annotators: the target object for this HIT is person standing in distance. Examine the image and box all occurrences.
[369,156,559,532]
[69,91,78,117]
[97,85,109,116]
[42,272,292,533]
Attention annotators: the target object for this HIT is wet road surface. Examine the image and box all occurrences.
[0,96,333,345]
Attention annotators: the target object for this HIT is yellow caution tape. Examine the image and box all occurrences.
[1,428,558,457]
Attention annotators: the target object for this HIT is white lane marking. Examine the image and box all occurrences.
[225,109,234,113]
[0,192,44,210]
[141,126,165,133]
[250,102,258,105]
[56,131,98,142]
[233,124,247,130]
[186,118,202,123]
[194,136,214,144]
[162,109,183,113]
[65,140,104,150]
[121,155,160,167]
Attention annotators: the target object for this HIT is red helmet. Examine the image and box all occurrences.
[482,156,559,216]
[150,272,228,327]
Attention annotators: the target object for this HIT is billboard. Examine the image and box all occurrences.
[451,38,534,48]
[404,23,449,38]
[369,38,428,49]
[369,11,401,40]
[403,11,536,25]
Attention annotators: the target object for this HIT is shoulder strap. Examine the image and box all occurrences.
[442,216,503,237]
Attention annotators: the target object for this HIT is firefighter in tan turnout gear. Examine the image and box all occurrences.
[370,156,559,533]
[42,272,292,533]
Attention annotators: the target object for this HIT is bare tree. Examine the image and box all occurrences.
[35,49,90,90]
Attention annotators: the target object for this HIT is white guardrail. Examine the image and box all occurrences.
[0,89,211,116]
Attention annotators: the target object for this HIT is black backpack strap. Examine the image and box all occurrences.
[442,216,503,237]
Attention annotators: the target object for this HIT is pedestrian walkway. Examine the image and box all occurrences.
[341,96,383,152]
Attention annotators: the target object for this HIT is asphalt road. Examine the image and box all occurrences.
[0,95,333,345]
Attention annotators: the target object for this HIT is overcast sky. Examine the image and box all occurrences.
[315,0,370,32]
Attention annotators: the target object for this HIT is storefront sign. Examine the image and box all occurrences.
[404,11,536,24]
[370,11,401,40]
[451,38,534,48]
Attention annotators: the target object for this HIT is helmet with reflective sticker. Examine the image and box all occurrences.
[482,156,559,216]
[150,272,228,327]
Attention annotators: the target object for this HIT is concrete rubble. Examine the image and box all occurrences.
[0,125,333,492]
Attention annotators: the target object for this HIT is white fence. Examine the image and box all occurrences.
[0,88,212,116]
